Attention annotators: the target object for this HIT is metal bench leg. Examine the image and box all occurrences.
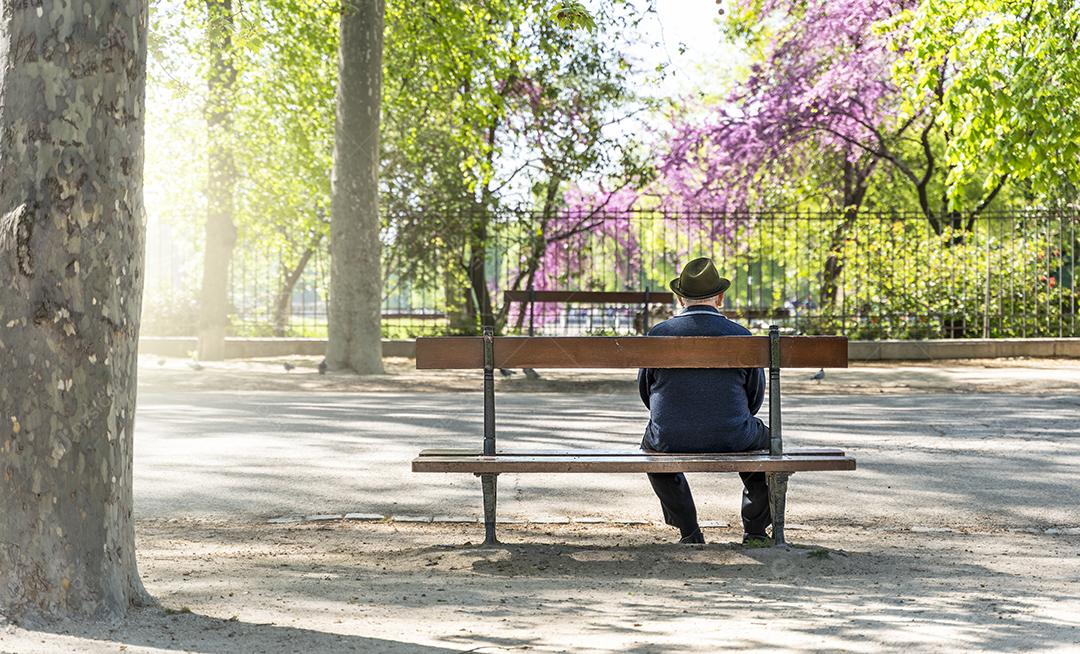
[767,471,792,546]
[481,473,498,545]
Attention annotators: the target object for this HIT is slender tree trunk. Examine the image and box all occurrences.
[0,0,151,620]
[466,215,494,329]
[272,245,317,336]
[197,0,238,360]
[326,0,384,373]
[504,177,561,331]
[443,267,473,334]
[821,162,871,307]
[463,118,501,332]
[820,204,860,307]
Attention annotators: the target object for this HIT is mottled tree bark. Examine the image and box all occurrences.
[197,0,237,361]
[0,0,151,620]
[326,0,384,373]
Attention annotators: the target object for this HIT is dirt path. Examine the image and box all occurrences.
[3,520,1078,653]
[4,360,1077,652]
[137,355,1080,395]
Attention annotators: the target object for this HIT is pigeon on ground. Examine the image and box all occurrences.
[283,362,296,372]
[523,368,541,380]
[157,358,166,366]
[810,368,825,382]
[317,360,328,375]
[187,361,203,371]
[498,368,516,378]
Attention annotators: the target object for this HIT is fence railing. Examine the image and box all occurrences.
[141,208,1079,340]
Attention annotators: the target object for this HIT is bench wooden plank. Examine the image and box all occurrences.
[415,335,848,370]
[412,453,856,474]
[417,447,847,457]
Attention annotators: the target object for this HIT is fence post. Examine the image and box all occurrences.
[984,224,992,338]
[643,288,652,333]
[481,325,498,545]
[527,287,536,337]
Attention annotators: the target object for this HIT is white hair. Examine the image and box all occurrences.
[679,293,723,307]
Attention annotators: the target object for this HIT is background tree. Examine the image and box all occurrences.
[1,0,151,618]
[197,0,239,359]
[893,0,1080,205]
[381,0,648,332]
[231,0,338,336]
[326,0,385,373]
[651,0,1021,307]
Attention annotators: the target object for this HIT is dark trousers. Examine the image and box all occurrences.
[645,422,771,537]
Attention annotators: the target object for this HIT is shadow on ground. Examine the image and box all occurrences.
[23,608,466,653]
[134,390,1080,531]
[7,520,1078,653]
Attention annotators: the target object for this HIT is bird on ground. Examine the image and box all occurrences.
[498,368,516,378]
[157,359,166,366]
[317,360,328,375]
[523,368,541,380]
[187,361,203,371]
[810,368,825,382]
[283,362,296,372]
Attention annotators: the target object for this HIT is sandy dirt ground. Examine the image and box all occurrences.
[2,358,1079,653]
[2,521,1078,653]
[136,355,1080,395]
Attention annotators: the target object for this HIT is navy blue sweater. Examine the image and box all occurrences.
[638,305,766,453]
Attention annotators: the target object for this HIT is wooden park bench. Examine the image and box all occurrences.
[412,326,855,546]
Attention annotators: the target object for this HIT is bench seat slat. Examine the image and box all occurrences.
[412,453,855,474]
[417,447,847,458]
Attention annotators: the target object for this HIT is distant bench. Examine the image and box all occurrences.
[412,327,855,546]
[504,289,791,334]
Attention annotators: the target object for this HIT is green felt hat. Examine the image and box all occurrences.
[669,257,731,299]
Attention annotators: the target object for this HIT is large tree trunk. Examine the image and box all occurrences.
[326,0,384,373]
[0,0,151,620]
[197,0,238,361]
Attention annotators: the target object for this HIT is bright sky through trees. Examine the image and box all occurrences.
[631,0,747,100]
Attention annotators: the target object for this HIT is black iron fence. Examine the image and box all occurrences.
[142,208,1079,340]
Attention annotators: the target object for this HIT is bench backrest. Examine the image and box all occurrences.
[416,335,848,370]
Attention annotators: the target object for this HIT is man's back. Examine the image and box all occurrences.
[638,305,765,453]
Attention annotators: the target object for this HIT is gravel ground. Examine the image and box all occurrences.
[2,359,1078,653]
[2,521,1078,653]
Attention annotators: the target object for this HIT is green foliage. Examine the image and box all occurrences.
[231,0,338,259]
[141,0,1080,341]
[892,0,1080,203]
[549,1,596,32]
[381,0,650,331]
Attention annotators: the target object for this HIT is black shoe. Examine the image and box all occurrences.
[679,528,705,544]
[742,533,771,547]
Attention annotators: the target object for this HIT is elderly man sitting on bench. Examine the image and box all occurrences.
[639,257,771,545]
